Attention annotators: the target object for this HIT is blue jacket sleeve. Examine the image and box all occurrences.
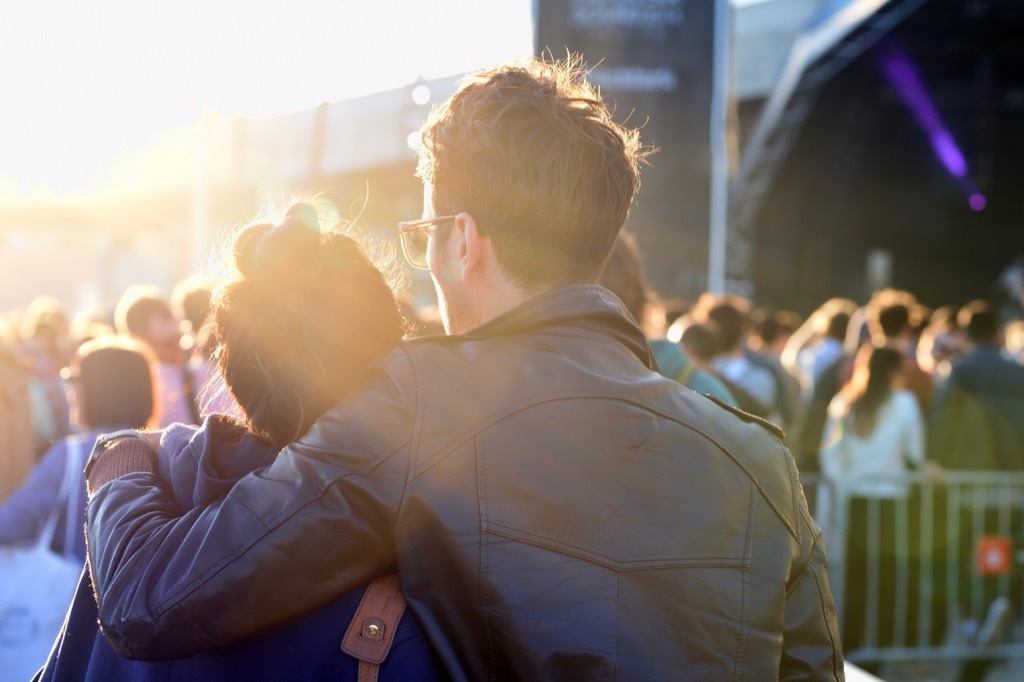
[0,440,67,547]
[86,353,416,660]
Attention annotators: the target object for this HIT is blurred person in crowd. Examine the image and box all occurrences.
[995,253,1024,320]
[0,336,156,563]
[928,299,1024,471]
[785,299,857,472]
[673,316,738,407]
[797,292,928,474]
[598,231,735,405]
[915,304,967,384]
[694,293,782,423]
[68,312,115,350]
[1006,319,1024,363]
[866,292,933,414]
[114,286,199,427]
[38,204,442,682]
[19,296,72,454]
[928,300,1024,680]
[171,274,237,417]
[780,297,856,379]
[0,322,34,503]
[909,301,931,354]
[171,275,214,346]
[790,300,854,404]
[818,344,932,671]
[744,306,800,431]
[85,58,841,679]
[749,306,800,358]
[748,306,803,446]
[648,296,690,337]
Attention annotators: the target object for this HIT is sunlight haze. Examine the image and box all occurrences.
[0,0,534,198]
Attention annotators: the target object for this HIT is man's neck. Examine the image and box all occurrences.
[463,275,557,333]
[480,281,533,325]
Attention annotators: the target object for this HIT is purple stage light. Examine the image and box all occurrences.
[879,48,970,180]
[932,131,967,179]
[969,193,987,211]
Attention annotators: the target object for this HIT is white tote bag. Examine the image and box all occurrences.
[0,440,85,681]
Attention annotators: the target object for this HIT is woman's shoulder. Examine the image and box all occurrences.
[887,390,923,422]
[891,389,920,410]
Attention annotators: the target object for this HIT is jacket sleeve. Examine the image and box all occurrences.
[0,440,66,546]
[780,519,845,680]
[781,445,846,680]
[86,353,417,660]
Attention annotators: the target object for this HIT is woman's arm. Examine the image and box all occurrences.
[0,440,66,546]
[85,354,415,660]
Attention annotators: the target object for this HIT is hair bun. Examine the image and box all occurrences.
[236,203,321,281]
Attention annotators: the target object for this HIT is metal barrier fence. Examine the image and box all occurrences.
[802,471,1024,666]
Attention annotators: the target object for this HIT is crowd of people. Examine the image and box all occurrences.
[598,230,1024,678]
[0,55,1022,680]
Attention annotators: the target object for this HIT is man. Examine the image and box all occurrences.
[86,59,842,679]
[694,293,782,423]
[928,299,1024,470]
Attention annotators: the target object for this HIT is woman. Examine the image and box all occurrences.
[0,336,156,681]
[818,344,931,668]
[36,203,443,681]
[0,336,157,563]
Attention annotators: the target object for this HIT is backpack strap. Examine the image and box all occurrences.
[341,573,407,682]
[36,436,79,553]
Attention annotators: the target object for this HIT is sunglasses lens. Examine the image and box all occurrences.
[401,228,429,269]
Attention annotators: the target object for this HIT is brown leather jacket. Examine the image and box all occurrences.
[88,285,843,680]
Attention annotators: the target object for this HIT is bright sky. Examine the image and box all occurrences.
[0,0,534,198]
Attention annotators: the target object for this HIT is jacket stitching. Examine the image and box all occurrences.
[484,523,750,570]
[392,346,419,537]
[477,434,498,681]
[412,389,799,540]
[613,573,620,682]
[733,488,756,681]
[156,446,408,617]
[810,561,844,680]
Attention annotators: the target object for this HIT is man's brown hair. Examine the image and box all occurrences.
[417,56,650,289]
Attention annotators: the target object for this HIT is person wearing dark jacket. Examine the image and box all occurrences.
[928,299,1024,470]
[85,58,842,680]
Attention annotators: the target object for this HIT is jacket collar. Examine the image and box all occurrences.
[457,284,657,371]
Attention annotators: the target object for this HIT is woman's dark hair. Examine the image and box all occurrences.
[213,203,405,448]
[72,336,156,429]
[841,345,904,438]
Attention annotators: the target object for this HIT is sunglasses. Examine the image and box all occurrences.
[397,215,458,269]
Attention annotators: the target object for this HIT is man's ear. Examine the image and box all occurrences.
[454,212,488,284]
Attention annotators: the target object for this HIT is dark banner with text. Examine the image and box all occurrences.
[535,0,718,298]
